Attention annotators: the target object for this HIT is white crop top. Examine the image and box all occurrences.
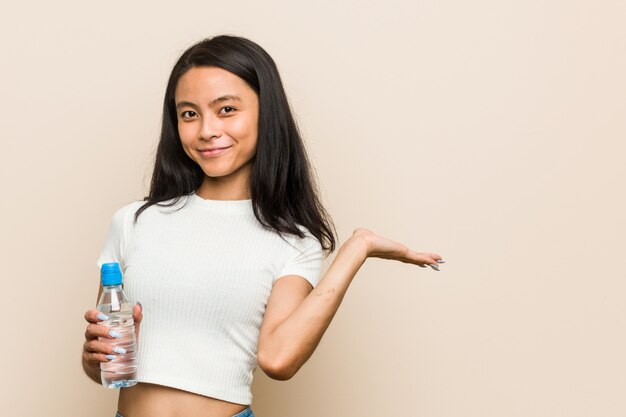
[96,192,324,404]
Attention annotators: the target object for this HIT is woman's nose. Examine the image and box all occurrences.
[199,114,222,140]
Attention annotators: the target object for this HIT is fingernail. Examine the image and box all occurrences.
[97,313,109,321]
[436,260,445,264]
[113,347,126,354]
[430,264,440,271]
[137,302,142,309]
[106,354,116,360]
[109,330,122,338]
[418,264,427,268]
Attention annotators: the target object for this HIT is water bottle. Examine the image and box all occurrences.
[97,262,138,388]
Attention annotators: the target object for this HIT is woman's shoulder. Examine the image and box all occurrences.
[102,199,145,231]
[279,224,322,254]
[114,195,191,219]
[110,199,145,217]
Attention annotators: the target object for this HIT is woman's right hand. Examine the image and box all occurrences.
[82,303,143,369]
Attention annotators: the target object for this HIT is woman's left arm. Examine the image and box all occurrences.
[256,228,444,380]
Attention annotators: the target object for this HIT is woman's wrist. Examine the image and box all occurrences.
[341,232,370,263]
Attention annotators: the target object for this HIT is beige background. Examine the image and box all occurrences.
[1,0,625,416]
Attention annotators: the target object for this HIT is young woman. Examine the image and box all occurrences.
[81,34,445,417]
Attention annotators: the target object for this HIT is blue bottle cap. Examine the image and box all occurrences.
[101,262,123,286]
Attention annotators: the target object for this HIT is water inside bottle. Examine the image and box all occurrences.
[98,301,138,388]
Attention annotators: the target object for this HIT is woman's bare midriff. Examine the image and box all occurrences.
[117,382,248,417]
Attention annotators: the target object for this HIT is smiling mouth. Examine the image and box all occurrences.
[198,146,232,157]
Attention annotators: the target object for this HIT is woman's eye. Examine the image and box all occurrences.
[220,106,236,114]
[181,110,197,118]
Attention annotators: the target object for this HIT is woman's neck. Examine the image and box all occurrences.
[196,176,251,201]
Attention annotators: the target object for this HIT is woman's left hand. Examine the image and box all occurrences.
[350,228,444,270]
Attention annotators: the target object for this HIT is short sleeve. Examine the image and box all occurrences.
[96,203,137,273]
[276,232,324,288]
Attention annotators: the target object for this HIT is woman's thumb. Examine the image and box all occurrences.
[134,302,143,323]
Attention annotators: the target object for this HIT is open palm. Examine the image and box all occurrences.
[351,228,444,269]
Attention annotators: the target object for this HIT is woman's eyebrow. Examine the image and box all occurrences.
[209,94,242,106]
[175,101,198,110]
[175,95,242,110]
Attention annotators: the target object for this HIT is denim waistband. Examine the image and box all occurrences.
[115,406,253,417]
[232,407,254,417]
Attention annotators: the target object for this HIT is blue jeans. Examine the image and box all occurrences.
[115,406,254,417]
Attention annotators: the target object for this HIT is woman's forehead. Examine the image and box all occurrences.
[175,66,254,101]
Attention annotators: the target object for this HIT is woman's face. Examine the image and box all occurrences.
[175,66,259,194]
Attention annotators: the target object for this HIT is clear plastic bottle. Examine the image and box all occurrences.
[97,262,138,388]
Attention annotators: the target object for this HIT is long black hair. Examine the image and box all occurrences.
[134,34,336,253]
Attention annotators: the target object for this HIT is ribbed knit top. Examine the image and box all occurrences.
[96,193,324,405]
